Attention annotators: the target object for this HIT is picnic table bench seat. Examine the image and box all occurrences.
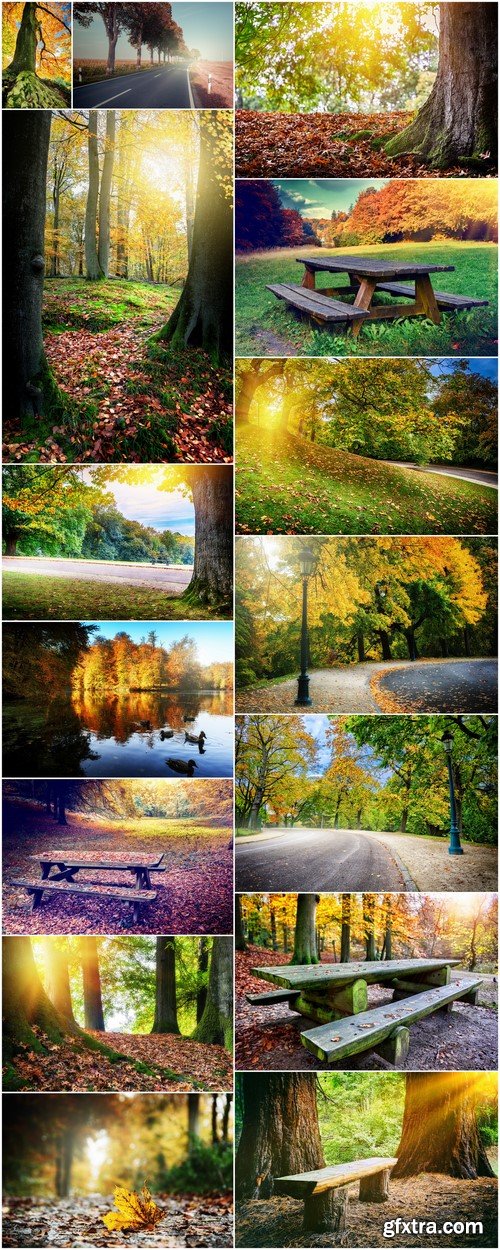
[245,988,301,1006]
[266,282,370,323]
[12,877,157,923]
[274,1156,398,1235]
[300,976,483,1066]
[374,282,489,309]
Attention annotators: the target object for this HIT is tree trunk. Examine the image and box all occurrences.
[97,110,116,277]
[156,114,232,364]
[51,188,60,278]
[3,936,79,1064]
[85,111,102,280]
[386,4,498,167]
[55,1129,74,1198]
[357,631,365,663]
[188,1092,200,1142]
[378,629,392,661]
[192,936,232,1048]
[235,895,247,951]
[42,939,77,1025]
[185,468,233,607]
[363,893,376,961]
[236,1074,336,1209]
[4,530,20,556]
[340,894,351,962]
[211,1094,219,1144]
[5,2,38,76]
[3,111,52,420]
[405,627,418,661]
[81,937,105,1031]
[291,894,319,965]
[152,936,180,1034]
[394,1073,495,1178]
[222,1093,232,1141]
[196,936,209,1022]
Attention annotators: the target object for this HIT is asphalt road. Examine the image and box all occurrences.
[236,827,405,892]
[379,659,498,713]
[3,557,192,593]
[385,461,498,488]
[73,65,192,108]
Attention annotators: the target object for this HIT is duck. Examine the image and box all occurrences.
[159,729,174,740]
[183,715,196,723]
[132,719,152,730]
[184,730,207,745]
[166,758,198,776]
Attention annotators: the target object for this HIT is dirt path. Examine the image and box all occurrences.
[361,829,498,892]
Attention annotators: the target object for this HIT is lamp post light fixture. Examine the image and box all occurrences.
[295,545,317,707]
[441,729,464,855]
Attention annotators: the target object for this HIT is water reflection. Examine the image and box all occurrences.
[3,691,233,778]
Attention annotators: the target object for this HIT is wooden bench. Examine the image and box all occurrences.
[30,852,166,891]
[375,282,489,310]
[300,977,483,1066]
[266,283,370,324]
[12,877,157,923]
[274,1156,398,1236]
[246,988,301,1007]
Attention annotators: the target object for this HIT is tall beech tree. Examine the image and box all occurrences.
[192,936,232,1049]
[42,939,77,1025]
[394,1073,495,1178]
[74,3,125,76]
[291,894,319,965]
[3,2,71,107]
[386,4,498,167]
[97,110,116,277]
[3,937,80,1063]
[152,936,180,1034]
[81,937,105,1031]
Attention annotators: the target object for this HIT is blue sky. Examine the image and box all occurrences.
[81,470,195,536]
[298,715,388,781]
[429,359,498,383]
[73,3,233,61]
[84,621,233,665]
[275,179,388,219]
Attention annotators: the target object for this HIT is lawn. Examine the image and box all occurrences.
[3,279,233,464]
[235,242,498,357]
[1,572,227,622]
[236,428,498,535]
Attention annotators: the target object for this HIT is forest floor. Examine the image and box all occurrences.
[235,1177,497,1247]
[2,1192,234,1247]
[235,428,497,536]
[235,948,498,1073]
[2,280,232,465]
[2,803,233,935]
[235,243,498,358]
[5,1026,232,1093]
[235,111,497,179]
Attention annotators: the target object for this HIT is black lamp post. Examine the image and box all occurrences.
[295,545,316,707]
[441,729,464,855]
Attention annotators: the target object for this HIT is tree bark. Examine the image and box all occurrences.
[81,936,105,1031]
[363,893,376,960]
[97,110,116,277]
[236,1074,336,1207]
[185,468,233,607]
[394,1073,495,1178]
[222,1092,232,1141]
[42,939,77,1025]
[55,1129,74,1198]
[85,111,101,280]
[3,110,52,420]
[152,936,180,1034]
[196,936,209,1022]
[192,936,232,1048]
[3,936,79,1064]
[188,1092,200,1142]
[235,895,247,951]
[340,893,351,962]
[291,894,319,965]
[5,2,38,76]
[211,1093,219,1143]
[386,4,498,167]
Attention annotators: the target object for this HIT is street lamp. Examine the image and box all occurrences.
[295,545,317,707]
[441,729,464,855]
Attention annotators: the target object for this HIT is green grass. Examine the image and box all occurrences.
[235,242,498,356]
[2,573,228,622]
[236,428,498,535]
[43,276,173,334]
[91,817,230,841]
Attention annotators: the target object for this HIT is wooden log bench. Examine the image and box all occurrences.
[245,988,301,1007]
[274,1156,398,1237]
[300,977,483,1066]
[12,877,157,923]
[375,282,489,310]
[266,283,370,325]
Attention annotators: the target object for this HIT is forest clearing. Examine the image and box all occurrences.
[2,780,233,935]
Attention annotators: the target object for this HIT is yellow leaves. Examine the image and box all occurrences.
[102,1184,165,1233]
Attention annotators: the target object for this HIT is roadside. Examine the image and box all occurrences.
[360,828,498,892]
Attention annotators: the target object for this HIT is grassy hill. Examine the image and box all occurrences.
[236,426,497,535]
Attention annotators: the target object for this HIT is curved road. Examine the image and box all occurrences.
[73,65,192,109]
[236,659,497,714]
[236,827,405,892]
[382,461,498,488]
[3,556,192,593]
[379,659,498,713]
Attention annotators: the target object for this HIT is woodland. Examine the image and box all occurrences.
[2,2,71,108]
[235,181,498,358]
[3,934,233,1092]
[3,623,234,778]
[235,715,497,845]
[236,358,498,536]
[2,464,233,619]
[235,1071,498,1247]
[235,891,498,1072]
[2,778,234,935]
[235,2,498,178]
[3,107,233,463]
[3,1093,233,1247]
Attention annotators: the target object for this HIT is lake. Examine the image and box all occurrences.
[3,690,233,778]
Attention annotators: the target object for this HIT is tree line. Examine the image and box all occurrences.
[74,2,191,75]
[4,777,234,826]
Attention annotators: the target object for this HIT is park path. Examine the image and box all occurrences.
[236,826,405,892]
[3,557,191,593]
[236,659,497,714]
[382,460,498,488]
[73,64,192,109]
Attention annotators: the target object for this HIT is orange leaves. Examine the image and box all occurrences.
[102,1185,165,1233]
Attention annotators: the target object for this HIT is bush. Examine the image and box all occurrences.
[162,1139,233,1194]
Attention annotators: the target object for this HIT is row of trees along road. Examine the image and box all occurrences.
[74,3,190,75]
[3,935,233,1070]
[4,108,232,420]
[236,892,498,973]
[235,714,497,843]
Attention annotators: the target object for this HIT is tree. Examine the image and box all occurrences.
[74,2,126,75]
[3,2,71,107]
[184,467,233,607]
[81,937,105,1031]
[3,936,80,1064]
[42,939,77,1025]
[192,936,232,1049]
[152,936,180,1034]
[235,895,247,952]
[291,894,319,965]
[84,110,101,279]
[340,893,351,961]
[97,110,116,277]
[3,110,52,420]
[386,4,498,167]
[394,1073,495,1178]
[156,112,232,365]
[196,936,209,1022]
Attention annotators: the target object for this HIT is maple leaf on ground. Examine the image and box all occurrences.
[102,1184,164,1232]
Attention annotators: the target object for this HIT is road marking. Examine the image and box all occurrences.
[89,87,132,105]
[186,66,195,108]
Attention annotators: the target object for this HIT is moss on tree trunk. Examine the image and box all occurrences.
[290,894,320,964]
[192,936,233,1049]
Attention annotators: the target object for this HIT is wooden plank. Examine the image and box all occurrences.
[31,853,165,869]
[375,282,489,308]
[300,978,483,1063]
[266,283,369,321]
[246,989,300,1006]
[253,959,460,991]
[274,1157,398,1198]
[296,257,455,278]
[12,878,157,902]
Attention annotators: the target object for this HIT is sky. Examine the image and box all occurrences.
[429,359,498,383]
[80,469,195,536]
[275,179,388,219]
[83,621,233,665]
[299,715,386,780]
[73,3,233,62]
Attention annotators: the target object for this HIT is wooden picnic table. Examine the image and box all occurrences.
[266,254,488,334]
[252,958,461,1022]
[29,849,166,890]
